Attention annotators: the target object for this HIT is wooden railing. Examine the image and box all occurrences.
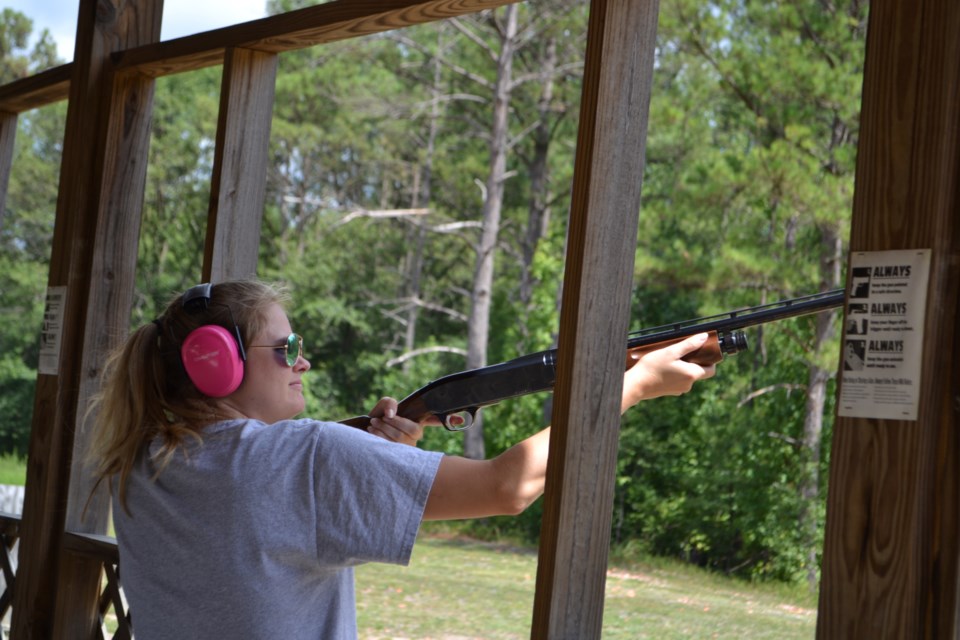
[0,512,20,632]
[63,532,131,640]
[0,513,131,639]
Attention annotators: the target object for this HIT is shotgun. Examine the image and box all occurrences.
[340,289,846,431]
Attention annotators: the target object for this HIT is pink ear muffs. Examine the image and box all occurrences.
[180,324,245,397]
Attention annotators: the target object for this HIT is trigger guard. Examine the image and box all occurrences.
[442,410,476,431]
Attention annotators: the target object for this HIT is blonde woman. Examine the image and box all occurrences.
[89,279,715,639]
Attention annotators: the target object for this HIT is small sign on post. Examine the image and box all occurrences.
[38,286,67,376]
[838,248,931,420]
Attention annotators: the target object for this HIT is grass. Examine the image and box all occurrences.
[0,454,816,637]
[0,454,27,485]
[356,536,816,639]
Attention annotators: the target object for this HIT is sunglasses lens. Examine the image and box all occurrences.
[285,333,301,366]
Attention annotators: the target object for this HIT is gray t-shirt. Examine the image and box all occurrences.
[113,418,443,639]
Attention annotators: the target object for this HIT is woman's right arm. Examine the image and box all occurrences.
[421,332,716,521]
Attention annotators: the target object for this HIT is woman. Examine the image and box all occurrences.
[88,279,715,639]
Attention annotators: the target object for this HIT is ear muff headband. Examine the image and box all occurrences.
[179,283,247,398]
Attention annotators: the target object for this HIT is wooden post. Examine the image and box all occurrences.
[52,66,159,638]
[817,0,960,636]
[11,1,163,637]
[203,47,279,282]
[0,111,16,231]
[531,0,661,636]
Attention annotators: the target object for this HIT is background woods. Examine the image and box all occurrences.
[0,0,865,589]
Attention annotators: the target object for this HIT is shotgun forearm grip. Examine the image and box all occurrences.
[625,330,748,368]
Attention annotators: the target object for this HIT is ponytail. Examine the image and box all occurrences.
[86,279,289,513]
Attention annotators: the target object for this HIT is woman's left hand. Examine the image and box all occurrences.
[621,333,717,411]
[366,397,425,446]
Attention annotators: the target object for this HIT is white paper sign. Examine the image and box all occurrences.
[38,286,67,376]
[837,249,931,420]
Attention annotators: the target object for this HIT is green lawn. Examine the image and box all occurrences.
[356,536,816,639]
[0,454,27,485]
[0,453,816,638]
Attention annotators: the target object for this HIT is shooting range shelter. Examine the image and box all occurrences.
[0,0,957,637]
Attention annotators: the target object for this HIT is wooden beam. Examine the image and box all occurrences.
[10,1,163,637]
[112,0,517,78]
[817,0,960,637]
[0,64,72,113]
[531,0,660,636]
[202,47,279,282]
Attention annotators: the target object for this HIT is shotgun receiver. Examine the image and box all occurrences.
[340,289,845,431]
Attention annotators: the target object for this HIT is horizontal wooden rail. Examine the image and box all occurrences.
[63,532,120,564]
[64,531,131,639]
[0,0,517,110]
[112,0,516,77]
[0,0,519,111]
[0,64,73,113]
[0,512,21,535]
[0,512,20,626]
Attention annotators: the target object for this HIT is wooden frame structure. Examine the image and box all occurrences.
[818,0,960,635]
[0,0,956,637]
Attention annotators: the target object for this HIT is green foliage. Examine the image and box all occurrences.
[0,356,35,458]
[0,8,62,81]
[622,0,863,581]
[616,306,838,581]
[135,69,222,318]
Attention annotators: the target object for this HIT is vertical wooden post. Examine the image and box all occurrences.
[11,1,163,637]
[203,47,278,282]
[817,0,960,636]
[531,0,660,636]
[0,111,16,231]
[52,67,158,638]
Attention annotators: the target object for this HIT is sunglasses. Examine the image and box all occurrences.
[249,333,304,367]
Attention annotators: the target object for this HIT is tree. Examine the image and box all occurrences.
[621,0,866,584]
[134,69,222,318]
[401,1,587,458]
[0,8,59,83]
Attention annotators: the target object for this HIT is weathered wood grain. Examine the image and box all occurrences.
[817,0,960,637]
[113,0,518,78]
[0,64,72,113]
[203,47,279,282]
[531,0,661,636]
[11,1,163,638]
[52,67,158,639]
[0,111,17,230]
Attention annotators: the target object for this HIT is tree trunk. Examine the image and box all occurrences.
[800,364,829,591]
[519,36,557,316]
[798,226,843,591]
[463,4,518,459]
[401,32,443,367]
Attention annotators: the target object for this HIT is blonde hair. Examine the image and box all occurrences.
[87,279,290,513]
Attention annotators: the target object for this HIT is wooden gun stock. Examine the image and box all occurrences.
[626,330,748,369]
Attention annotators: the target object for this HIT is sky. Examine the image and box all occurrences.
[3,0,270,62]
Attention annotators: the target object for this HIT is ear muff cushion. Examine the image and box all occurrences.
[180,325,244,397]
